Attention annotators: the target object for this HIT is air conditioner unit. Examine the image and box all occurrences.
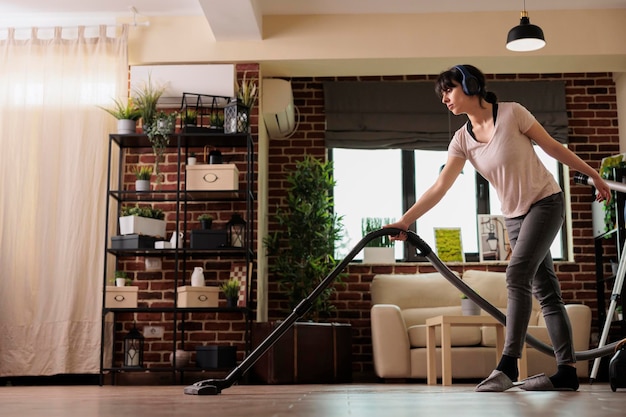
[262,78,296,139]
[130,64,235,107]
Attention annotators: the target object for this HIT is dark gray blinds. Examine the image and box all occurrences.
[323,80,567,150]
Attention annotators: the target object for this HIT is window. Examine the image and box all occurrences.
[333,147,567,262]
[333,149,404,261]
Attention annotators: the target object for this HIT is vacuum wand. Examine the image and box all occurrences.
[575,171,626,381]
[573,172,626,194]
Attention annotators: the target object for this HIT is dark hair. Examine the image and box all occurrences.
[435,64,497,106]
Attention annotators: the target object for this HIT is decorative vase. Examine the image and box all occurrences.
[169,349,190,369]
[169,231,184,249]
[461,298,481,316]
[191,267,205,287]
[135,179,150,192]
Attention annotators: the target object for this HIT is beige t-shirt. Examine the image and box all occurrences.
[448,102,561,218]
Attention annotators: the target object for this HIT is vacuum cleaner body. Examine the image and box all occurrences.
[609,339,626,391]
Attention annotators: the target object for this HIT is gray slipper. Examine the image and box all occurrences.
[518,373,576,391]
[475,370,515,392]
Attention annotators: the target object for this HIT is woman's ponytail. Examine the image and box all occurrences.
[484,91,498,104]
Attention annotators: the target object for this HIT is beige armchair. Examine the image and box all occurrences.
[370,270,591,381]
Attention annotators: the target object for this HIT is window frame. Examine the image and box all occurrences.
[331,148,569,263]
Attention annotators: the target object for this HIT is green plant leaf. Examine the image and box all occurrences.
[263,156,345,321]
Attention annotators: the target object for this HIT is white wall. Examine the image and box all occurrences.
[125,10,626,76]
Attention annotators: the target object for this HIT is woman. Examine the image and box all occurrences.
[386,65,611,392]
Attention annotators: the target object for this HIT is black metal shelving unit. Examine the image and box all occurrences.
[99,131,254,385]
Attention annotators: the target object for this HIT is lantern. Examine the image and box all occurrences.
[124,323,144,368]
[227,213,246,248]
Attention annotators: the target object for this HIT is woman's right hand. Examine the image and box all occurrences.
[383,221,409,241]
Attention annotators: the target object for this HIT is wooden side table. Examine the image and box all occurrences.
[425,315,528,386]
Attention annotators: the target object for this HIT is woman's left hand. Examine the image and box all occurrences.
[595,177,612,203]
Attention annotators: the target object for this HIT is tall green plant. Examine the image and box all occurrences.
[145,110,177,186]
[264,156,344,321]
[361,217,395,248]
[133,75,166,130]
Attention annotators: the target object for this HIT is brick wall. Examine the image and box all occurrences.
[265,72,619,379]
[114,69,619,382]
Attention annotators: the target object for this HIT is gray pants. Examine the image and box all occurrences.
[503,192,576,365]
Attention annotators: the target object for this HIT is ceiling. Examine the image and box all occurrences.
[1,0,626,40]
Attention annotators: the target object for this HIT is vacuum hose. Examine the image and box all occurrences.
[399,228,619,361]
[184,226,615,395]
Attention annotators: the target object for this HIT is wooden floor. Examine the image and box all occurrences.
[0,382,625,417]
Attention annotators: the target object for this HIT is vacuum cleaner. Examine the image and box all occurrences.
[185,222,622,395]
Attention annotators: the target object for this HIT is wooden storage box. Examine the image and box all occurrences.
[105,286,138,308]
[186,164,239,191]
[177,286,219,308]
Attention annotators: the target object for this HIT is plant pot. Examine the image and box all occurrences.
[363,247,395,264]
[115,278,126,287]
[118,215,166,238]
[461,298,481,316]
[117,119,137,134]
[226,296,238,308]
[135,179,150,192]
[156,118,174,133]
[200,219,213,230]
[187,156,197,166]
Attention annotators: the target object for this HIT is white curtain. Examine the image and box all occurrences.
[0,25,129,376]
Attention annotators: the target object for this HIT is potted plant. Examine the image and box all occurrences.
[114,271,132,287]
[119,204,166,238]
[182,108,198,126]
[237,71,258,111]
[616,305,623,321]
[264,155,344,321]
[220,277,241,307]
[98,97,141,134]
[198,214,213,230]
[460,293,481,316]
[209,112,224,130]
[187,152,197,166]
[132,75,166,133]
[145,110,177,186]
[133,165,153,192]
[255,156,351,384]
[361,217,395,264]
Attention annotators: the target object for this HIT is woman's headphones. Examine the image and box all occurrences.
[454,65,481,96]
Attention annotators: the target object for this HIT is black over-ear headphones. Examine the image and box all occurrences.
[454,65,481,96]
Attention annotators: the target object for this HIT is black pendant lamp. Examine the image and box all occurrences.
[506,2,546,52]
